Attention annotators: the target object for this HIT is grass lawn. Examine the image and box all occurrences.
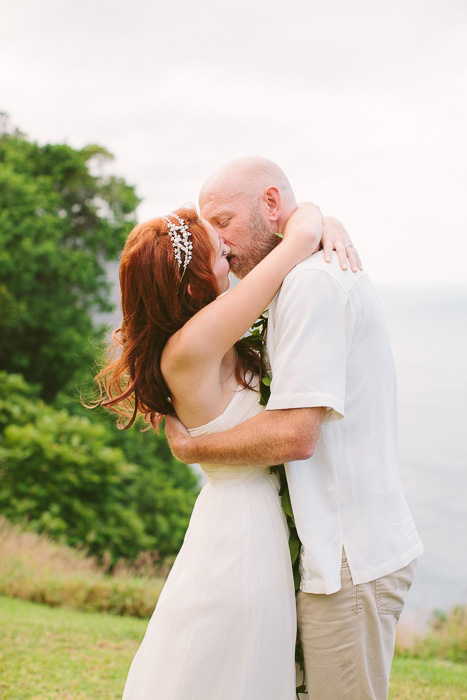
[0,596,144,699]
[389,658,466,699]
[0,596,466,699]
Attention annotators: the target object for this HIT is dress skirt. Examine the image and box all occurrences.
[122,470,297,700]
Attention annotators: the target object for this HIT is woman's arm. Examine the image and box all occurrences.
[166,203,323,367]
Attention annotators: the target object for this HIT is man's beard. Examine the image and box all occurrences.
[229,208,279,279]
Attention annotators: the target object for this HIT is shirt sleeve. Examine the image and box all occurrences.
[266,268,351,421]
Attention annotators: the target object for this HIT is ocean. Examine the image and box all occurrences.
[377,285,467,625]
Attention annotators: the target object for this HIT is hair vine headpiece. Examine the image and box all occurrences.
[164,213,193,277]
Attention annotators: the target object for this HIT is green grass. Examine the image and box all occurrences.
[0,596,466,699]
[390,658,467,699]
[0,596,145,699]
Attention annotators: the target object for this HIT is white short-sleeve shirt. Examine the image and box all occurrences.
[266,254,424,594]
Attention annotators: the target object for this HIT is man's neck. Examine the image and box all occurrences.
[277,202,299,234]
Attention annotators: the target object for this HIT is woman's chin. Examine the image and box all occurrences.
[216,277,231,297]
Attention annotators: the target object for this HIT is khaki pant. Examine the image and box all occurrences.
[297,551,417,700]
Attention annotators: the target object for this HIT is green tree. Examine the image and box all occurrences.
[0,119,200,566]
[0,372,199,565]
[56,389,200,561]
[0,372,149,562]
[0,115,139,401]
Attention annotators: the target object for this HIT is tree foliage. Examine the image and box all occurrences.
[0,115,139,401]
[0,121,201,568]
[0,377,199,567]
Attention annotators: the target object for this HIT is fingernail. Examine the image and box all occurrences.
[343,265,347,270]
[325,256,330,262]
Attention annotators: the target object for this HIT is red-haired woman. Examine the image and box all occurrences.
[94,204,351,699]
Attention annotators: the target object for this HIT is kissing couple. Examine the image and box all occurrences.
[94,157,424,699]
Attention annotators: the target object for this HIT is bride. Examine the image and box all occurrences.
[94,203,352,699]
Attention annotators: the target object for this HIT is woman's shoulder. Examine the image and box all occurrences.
[162,313,219,372]
[161,341,234,427]
[160,328,223,394]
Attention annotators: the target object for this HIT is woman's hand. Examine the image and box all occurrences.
[322,216,363,272]
[281,205,362,273]
[281,203,323,260]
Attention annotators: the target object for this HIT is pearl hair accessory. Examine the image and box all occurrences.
[164,213,193,276]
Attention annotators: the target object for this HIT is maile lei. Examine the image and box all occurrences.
[241,310,307,699]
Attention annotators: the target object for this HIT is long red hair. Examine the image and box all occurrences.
[91,207,261,431]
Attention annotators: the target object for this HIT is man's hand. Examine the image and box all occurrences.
[165,415,193,463]
[322,216,363,272]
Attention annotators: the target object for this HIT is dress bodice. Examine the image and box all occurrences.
[187,378,269,484]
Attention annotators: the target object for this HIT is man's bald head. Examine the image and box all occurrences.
[199,157,298,278]
[200,156,295,211]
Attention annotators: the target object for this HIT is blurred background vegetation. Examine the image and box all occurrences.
[0,116,200,573]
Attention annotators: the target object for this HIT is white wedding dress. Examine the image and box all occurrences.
[122,379,297,699]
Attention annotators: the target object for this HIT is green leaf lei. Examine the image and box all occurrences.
[241,311,307,698]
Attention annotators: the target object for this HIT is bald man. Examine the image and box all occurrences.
[199,157,361,279]
[166,157,423,699]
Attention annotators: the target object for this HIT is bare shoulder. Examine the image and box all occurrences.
[161,309,221,374]
[160,328,222,391]
[161,335,229,427]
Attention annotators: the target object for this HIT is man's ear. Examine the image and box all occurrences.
[262,186,281,222]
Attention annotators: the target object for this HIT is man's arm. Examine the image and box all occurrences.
[165,406,326,467]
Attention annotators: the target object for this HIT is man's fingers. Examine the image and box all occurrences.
[165,415,187,440]
[165,414,184,429]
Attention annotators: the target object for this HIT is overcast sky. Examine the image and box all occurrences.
[2,0,466,285]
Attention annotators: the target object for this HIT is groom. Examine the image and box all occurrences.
[166,157,424,699]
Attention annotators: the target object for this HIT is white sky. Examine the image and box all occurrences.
[2,0,466,285]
